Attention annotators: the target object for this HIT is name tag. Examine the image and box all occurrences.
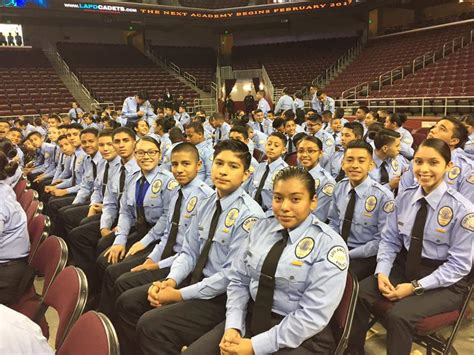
[291,260,304,266]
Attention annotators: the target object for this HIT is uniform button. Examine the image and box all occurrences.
[436,239,440,243]
[289,276,294,280]
[221,240,225,243]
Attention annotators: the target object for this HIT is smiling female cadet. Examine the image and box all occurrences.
[185,166,348,354]
[297,136,336,222]
[347,138,473,355]
[96,136,177,313]
[114,140,265,355]
[0,152,30,305]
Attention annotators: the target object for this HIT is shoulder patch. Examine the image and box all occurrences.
[467,174,474,184]
[391,159,399,172]
[314,178,320,190]
[249,166,255,174]
[383,201,395,213]
[461,213,474,232]
[325,138,334,147]
[327,245,348,271]
[322,184,334,196]
[437,206,453,227]
[402,137,411,144]
[242,217,258,233]
[167,180,179,190]
[365,195,377,212]
[448,166,461,180]
[295,237,315,259]
[151,179,162,194]
[187,196,198,213]
[225,208,239,228]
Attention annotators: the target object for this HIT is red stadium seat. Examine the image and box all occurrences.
[28,214,51,262]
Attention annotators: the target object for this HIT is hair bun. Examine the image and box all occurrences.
[4,161,19,177]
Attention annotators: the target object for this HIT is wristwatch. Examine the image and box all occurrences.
[411,280,424,295]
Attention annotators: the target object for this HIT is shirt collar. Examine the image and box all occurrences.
[124,158,140,173]
[372,152,384,168]
[217,186,244,211]
[412,181,448,210]
[268,157,284,171]
[268,213,315,244]
[181,176,202,198]
[308,163,323,176]
[142,165,161,184]
[108,155,122,167]
[346,176,373,199]
[91,151,102,164]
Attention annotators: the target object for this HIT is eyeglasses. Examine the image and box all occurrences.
[135,150,160,158]
[297,149,320,155]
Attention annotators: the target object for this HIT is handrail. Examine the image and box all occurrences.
[183,71,197,87]
[378,66,404,91]
[341,82,369,101]
[168,61,181,75]
[261,64,274,101]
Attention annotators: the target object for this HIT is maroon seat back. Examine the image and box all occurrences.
[412,132,427,151]
[14,178,28,199]
[27,214,50,262]
[331,271,359,355]
[26,199,39,225]
[10,236,68,319]
[252,149,266,163]
[284,152,298,166]
[19,188,35,210]
[57,311,119,355]
[40,266,88,349]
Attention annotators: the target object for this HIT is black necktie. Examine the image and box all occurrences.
[380,161,389,185]
[287,138,293,154]
[341,189,356,242]
[190,200,222,284]
[102,162,110,196]
[254,164,270,206]
[406,198,428,280]
[71,154,78,185]
[323,122,328,130]
[74,108,78,119]
[136,102,140,115]
[118,164,126,210]
[251,229,290,335]
[333,133,337,140]
[320,101,325,112]
[91,160,97,180]
[335,167,346,182]
[136,176,147,224]
[59,153,64,169]
[259,122,264,132]
[161,189,184,259]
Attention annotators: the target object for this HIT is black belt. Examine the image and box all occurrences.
[0,257,27,267]
[399,247,445,269]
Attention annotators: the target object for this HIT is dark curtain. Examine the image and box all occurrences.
[252,77,260,92]
[225,79,237,97]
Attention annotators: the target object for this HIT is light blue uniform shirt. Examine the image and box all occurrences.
[308,164,336,222]
[327,148,345,178]
[225,214,348,354]
[399,147,474,202]
[293,98,304,112]
[214,122,231,143]
[68,107,84,120]
[42,143,61,179]
[328,176,394,258]
[464,133,474,156]
[369,153,410,190]
[396,126,414,159]
[257,98,271,116]
[312,96,335,115]
[52,154,72,182]
[162,142,182,171]
[167,187,265,300]
[249,119,273,136]
[113,165,177,246]
[249,157,288,213]
[274,95,294,114]
[177,112,191,127]
[90,156,122,205]
[312,129,335,169]
[73,152,103,204]
[196,140,214,186]
[159,133,172,161]
[55,147,88,194]
[147,178,214,267]
[251,130,268,153]
[120,97,156,126]
[0,183,29,262]
[242,157,259,193]
[100,159,140,230]
[376,182,473,290]
[32,143,56,174]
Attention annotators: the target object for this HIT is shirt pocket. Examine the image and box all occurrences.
[277,260,311,301]
[245,247,263,281]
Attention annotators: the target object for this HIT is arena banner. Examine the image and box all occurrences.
[1,0,354,20]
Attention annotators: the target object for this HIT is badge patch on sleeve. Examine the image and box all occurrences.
[448,166,461,180]
[327,246,348,270]
[437,206,453,227]
[365,195,377,212]
[187,196,198,213]
[167,180,179,190]
[322,184,334,196]
[242,217,257,232]
[295,237,315,259]
[383,201,395,213]
[461,213,474,232]
[391,159,399,172]
[467,174,474,184]
[151,179,162,194]
[325,138,334,147]
[314,178,320,190]
[225,208,239,227]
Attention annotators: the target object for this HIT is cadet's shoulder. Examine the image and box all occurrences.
[369,179,395,199]
[445,188,474,211]
[240,192,265,217]
[309,218,348,257]
[197,181,214,197]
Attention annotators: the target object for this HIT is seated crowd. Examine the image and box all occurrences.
[0,89,473,355]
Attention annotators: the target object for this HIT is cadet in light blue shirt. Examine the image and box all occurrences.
[274,88,294,115]
[348,138,473,355]
[120,92,157,127]
[114,139,265,355]
[304,114,335,169]
[210,113,230,143]
[399,117,474,202]
[292,91,305,113]
[384,113,414,159]
[177,105,191,127]
[248,125,268,153]
[297,136,336,222]
[329,140,394,280]
[185,166,348,354]
[0,156,30,305]
[461,115,473,156]
[229,127,259,193]
[249,109,273,136]
[312,91,335,115]
[27,131,56,176]
[256,90,271,117]
[185,122,214,186]
[67,102,83,121]
[249,132,288,213]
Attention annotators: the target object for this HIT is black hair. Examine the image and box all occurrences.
[293,132,308,148]
[211,112,225,121]
[460,114,474,127]
[299,135,323,151]
[169,127,186,144]
[163,118,176,133]
[367,122,385,141]
[137,135,161,150]
[254,109,263,115]
[0,138,18,159]
[440,117,468,148]
[416,138,451,164]
[104,119,121,130]
[185,122,205,135]
[8,127,23,135]
[358,106,369,114]
[273,166,316,199]
[213,139,251,171]
[171,141,199,162]
[136,90,149,101]
[307,114,323,123]
[67,123,84,131]
[283,110,296,120]
[344,121,364,139]
[80,127,99,137]
[387,112,407,128]
[345,139,373,156]
[367,110,379,121]
[325,109,337,118]
[231,119,246,128]
[230,125,249,141]
[374,129,401,150]
[136,119,150,128]
[98,129,114,139]
[48,115,62,123]
[0,151,18,181]
[273,118,285,129]
[269,132,287,146]
[57,134,69,142]
[112,127,136,140]
[26,131,43,140]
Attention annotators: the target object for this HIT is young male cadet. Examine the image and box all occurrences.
[185,122,214,186]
